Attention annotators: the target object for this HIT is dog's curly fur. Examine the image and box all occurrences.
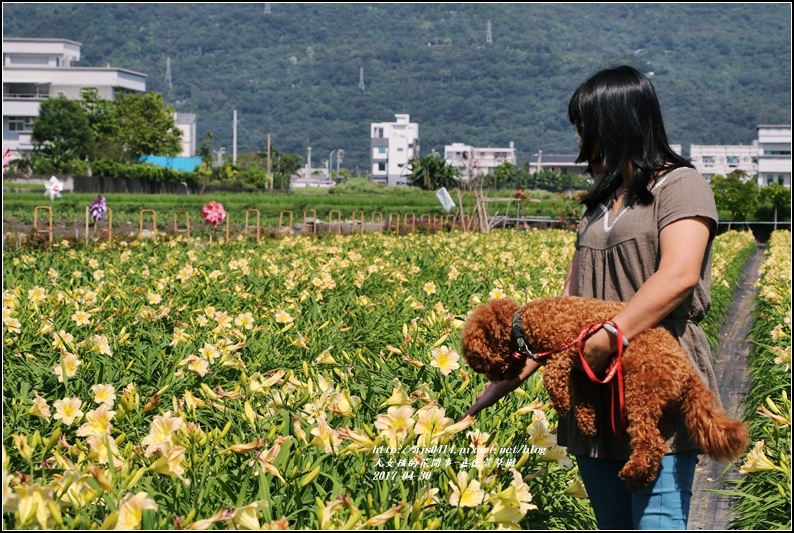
[461,296,749,491]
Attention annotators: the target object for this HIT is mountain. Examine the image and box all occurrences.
[3,3,791,172]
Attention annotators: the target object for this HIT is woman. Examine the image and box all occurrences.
[464,65,720,529]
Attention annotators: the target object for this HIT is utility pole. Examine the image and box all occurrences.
[486,20,493,44]
[233,110,237,164]
[165,56,173,91]
[359,67,365,91]
[267,133,272,190]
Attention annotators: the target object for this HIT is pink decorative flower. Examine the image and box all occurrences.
[200,201,226,228]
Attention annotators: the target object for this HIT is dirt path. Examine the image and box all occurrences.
[687,246,766,530]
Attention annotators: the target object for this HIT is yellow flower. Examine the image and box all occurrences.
[150,444,189,484]
[423,281,437,295]
[250,437,290,482]
[53,397,84,426]
[141,412,183,457]
[338,427,377,454]
[527,419,556,449]
[564,477,588,498]
[91,384,117,407]
[374,405,415,448]
[231,500,269,530]
[3,316,21,334]
[274,309,293,324]
[12,483,54,529]
[362,503,404,527]
[27,392,51,419]
[170,327,192,346]
[178,355,211,377]
[76,404,116,438]
[328,390,360,418]
[235,312,255,330]
[52,330,74,352]
[429,346,460,376]
[380,378,412,408]
[199,343,220,361]
[147,292,162,305]
[53,352,82,383]
[86,436,124,470]
[71,310,92,326]
[541,445,573,468]
[740,440,781,473]
[51,470,96,507]
[440,415,476,437]
[414,485,440,508]
[448,470,485,507]
[115,491,157,530]
[316,347,337,365]
[509,468,538,513]
[91,334,113,357]
[310,415,342,454]
[486,485,524,528]
[27,286,48,304]
[448,265,460,281]
[489,287,507,300]
[414,404,453,446]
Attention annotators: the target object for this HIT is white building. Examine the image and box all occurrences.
[175,113,197,157]
[2,38,148,160]
[370,114,419,186]
[756,125,791,188]
[444,142,517,179]
[689,143,758,180]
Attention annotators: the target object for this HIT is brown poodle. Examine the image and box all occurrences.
[460,296,749,491]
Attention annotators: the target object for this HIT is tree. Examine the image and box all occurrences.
[406,154,460,191]
[757,182,791,225]
[31,96,94,166]
[113,92,182,159]
[710,171,759,224]
[80,88,125,161]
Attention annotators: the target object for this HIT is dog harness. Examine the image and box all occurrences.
[511,311,629,438]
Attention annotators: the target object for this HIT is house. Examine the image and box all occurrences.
[370,114,419,186]
[2,38,198,161]
[689,143,758,180]
[527,152,588,175]
[444,142,516,180]
[756,125,791,188]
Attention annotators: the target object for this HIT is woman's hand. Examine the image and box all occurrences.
[460,379,521,421]
[576,327,618,373]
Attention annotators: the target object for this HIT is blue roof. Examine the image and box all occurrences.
[140,155,202,172]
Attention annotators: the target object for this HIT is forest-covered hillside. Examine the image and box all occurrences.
[3,3,791,172]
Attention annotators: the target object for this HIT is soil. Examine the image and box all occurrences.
[687,246,766,530]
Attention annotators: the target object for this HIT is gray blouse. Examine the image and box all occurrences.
[558,166,721,459]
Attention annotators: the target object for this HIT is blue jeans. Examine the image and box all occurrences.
[576,452,699,530]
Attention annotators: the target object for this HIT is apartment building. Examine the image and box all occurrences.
[689,143,758,180]
[444,142,516,180]
[756,125,791,188]
[370,114,419,186]
[2,38,147,159]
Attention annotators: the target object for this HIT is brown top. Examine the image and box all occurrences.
[558,166,720,459]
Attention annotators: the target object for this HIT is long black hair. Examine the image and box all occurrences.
[568,65,692,210]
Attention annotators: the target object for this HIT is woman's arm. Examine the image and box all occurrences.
[580,216,713,372]
[461,358,541,420]
[562,249,580,297]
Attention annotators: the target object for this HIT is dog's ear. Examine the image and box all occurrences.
[461,299,521,381]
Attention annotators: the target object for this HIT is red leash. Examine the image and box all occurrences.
[576,322,628,439]
[511,314,628,438]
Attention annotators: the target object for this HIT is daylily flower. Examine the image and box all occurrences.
[114,492,157,530]
[374,405,415,448]
[274,309,294,324]
[486,485,524,528]
[231,500,269,530]
[27,392,51,419]
[310,415,342,454]
[423,281,437,295]
[380,378,412,408]
[91,334,113,356]
[509,468,538,513]
[414,404,453,446]
[76,404,116,438]
[338,427,377,454]
[141,411,183,457]
[527,419,556,449]
[53,352,82,382]
[448,470,485,507]
[429,345,460,376]
[71,310,92,326]
[10,483,54,529]
[91,384,117,407]
[740,440,781,473]
[150,444,189,484]
[53,397,84,426]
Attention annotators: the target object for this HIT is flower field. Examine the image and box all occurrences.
[2,228,758,530]
[728,230,792,530]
